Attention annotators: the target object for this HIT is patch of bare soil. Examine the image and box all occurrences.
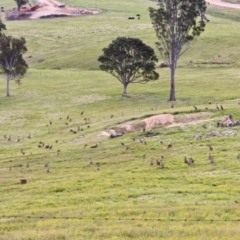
[6,0,99,20]
[143,114,174,130]
[101,112,215,137]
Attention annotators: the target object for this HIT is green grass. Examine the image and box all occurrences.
[0,0,240,239]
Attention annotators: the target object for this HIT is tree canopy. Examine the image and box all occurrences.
[0,20,6,37]
[149,0,208,101]
[0,35,28,96]
[98,37,159,97]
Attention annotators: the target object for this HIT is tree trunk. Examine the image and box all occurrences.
[6,74,10,97]
[122,83,128,97]
[169,64,176,101]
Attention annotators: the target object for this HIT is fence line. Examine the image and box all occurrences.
[0,215,239,222]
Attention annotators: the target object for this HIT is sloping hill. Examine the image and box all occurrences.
[0,0,240,239]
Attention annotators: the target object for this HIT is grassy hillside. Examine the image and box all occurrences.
[0,0,240,239]
[1,0,240,70]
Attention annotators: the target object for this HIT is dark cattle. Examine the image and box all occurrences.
[128,17,135,20]
[20,179,27,184]
[136,14,140,17]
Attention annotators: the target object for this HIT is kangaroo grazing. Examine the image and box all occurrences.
[20,179,27,184]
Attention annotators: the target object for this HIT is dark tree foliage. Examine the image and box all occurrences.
[98,37,159,97]
[0,35,28,96]
[14,0,29,11]
[0,20,6,37]
[149,0,208,101]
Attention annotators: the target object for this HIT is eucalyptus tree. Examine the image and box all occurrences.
[149,0,208,101]
[0,35,28,96]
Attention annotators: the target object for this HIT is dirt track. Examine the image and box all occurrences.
[207,0,240,9]
[28,0,98,19]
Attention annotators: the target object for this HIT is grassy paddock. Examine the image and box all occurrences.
[1,1,240,69]
[0,0,240,239]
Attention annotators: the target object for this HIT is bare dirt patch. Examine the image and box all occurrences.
[144,114,174,130]
[6,0,99,20]
[101,112,216,137]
